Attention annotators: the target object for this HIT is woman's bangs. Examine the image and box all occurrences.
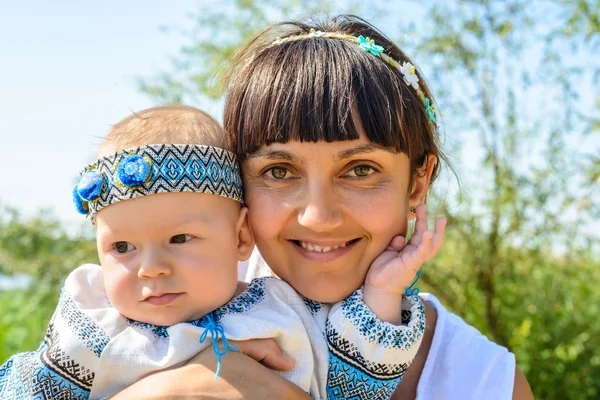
[232,38,406,155]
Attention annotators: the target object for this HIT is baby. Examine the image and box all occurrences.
[0,105,434,400]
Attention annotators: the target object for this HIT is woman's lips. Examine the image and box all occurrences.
[290,238,361,263]
[144,293,182,306]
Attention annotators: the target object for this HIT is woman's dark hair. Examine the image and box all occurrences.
[223,15,447,185]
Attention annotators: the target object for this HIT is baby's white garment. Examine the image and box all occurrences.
[0,263,425,400]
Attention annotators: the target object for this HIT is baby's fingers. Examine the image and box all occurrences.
[386,235,406,251]
[407,230,433,268]
[409,204,429,247]
[430,217,447,257]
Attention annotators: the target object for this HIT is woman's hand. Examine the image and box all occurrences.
[112,338,311,399]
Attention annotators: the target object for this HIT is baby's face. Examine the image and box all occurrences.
[95,192,247,326]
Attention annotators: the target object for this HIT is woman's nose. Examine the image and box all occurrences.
[137,249,172,279]
[297,181,343,232]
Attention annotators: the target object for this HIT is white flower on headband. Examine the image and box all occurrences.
[308,28,326,38]
[400,61,419,90]
[274,36,290,45]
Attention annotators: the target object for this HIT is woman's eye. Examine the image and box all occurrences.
[170,234,192,244]
[347,165,376,177]
[265,166,290,180]
[113,241,135,254]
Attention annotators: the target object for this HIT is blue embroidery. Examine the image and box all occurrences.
[325,321,409,380]
[340,290,425,349]
[127,319,170,338]
[0,354,90,399]
[213,278,267,321]
[78,144,244,218]
[0,324,92,399]
[58,289,109,357]
[303,297,323,316]
[327,352,401,400]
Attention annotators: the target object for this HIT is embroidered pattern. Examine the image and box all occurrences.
[303,297,323,316]
[40,323,95,390]
[213,277,267,321]
[58,289,109,357]
[75,144,243,220]
[327,353,402,400]
[326,323,410,380]
[126,319,171,339]
[401,309,412,325]
[0,327,91,399]
[341,291,425,349]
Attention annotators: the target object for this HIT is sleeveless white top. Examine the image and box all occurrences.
[240,251,516,400]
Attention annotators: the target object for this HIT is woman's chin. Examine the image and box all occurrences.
[295,280,362,304]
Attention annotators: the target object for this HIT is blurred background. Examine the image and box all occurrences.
[0,1,598,398]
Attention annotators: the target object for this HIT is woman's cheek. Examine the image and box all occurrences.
[351,189,408,240]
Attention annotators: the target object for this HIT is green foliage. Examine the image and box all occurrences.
[138,0,383,103]
[410,1,600,397]
[0,208,97,362]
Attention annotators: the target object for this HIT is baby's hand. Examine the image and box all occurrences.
[363,204,446,324]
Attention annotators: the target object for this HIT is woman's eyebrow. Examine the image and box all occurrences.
[247,149,296,161]
[335,144,394,160]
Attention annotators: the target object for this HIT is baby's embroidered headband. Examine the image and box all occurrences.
[73,144,244,222]
[268,29,438,133]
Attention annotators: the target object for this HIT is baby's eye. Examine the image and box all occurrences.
[113,241,135,254]
[265,166,291,180]
[170,234,192,244]
[346,165,376,177]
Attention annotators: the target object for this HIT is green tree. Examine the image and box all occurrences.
[404,1,599,397]
[139,0,600,398]
[138,0,383,102]
[0,207,97,361]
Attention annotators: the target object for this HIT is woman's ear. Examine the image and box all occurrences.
[235,207,255,262]
[408,153,436,215]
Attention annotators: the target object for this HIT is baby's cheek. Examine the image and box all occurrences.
[103,270,133,311]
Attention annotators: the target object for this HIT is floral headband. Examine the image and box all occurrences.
[73,144,244,222]
[269,29,438,134]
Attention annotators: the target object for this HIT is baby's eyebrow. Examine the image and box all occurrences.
[335,144,394,160]
[247,149,296,161]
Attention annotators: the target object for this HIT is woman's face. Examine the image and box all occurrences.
[242,130,432,302]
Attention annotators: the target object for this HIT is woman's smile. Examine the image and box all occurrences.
[289,237,362,263]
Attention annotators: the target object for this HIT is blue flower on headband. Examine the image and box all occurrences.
[357,35,384,56]
[117,155,151,187]
[77,171,103,201]
[425,97,437,123]
[73,186,88,215]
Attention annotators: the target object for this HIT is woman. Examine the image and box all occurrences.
[116,15,533,399]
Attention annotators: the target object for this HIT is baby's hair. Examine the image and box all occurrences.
[223,15,448,186]
[98,105,224,158]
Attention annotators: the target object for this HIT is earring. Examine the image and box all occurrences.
[410,206,416,214]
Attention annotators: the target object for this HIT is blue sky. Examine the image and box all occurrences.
[0,1,215,226]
